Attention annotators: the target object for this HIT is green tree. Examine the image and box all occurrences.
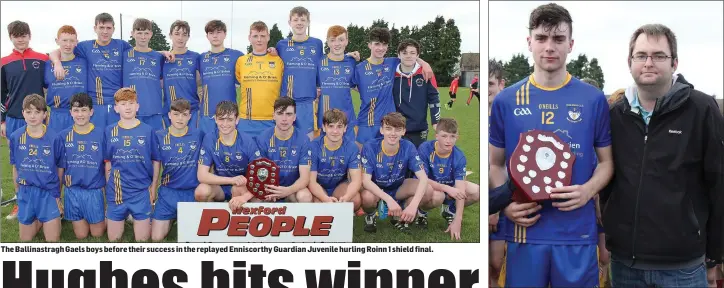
[566,54,605,90]
[128,21,170,51]
[247,24,284,53]
[503,53,533,87]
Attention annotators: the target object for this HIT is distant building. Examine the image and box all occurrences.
[460,53,480,87]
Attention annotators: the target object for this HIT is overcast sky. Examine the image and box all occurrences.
[0,1,479,60]
[489,1,723,98]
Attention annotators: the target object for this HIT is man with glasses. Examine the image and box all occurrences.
[603,23,724,287]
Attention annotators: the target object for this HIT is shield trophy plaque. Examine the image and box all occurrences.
[245,158,280,201]
[509,130,575,203]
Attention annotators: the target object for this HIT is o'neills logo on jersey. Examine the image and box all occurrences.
[177,202,353,242]
[514,108,532,116]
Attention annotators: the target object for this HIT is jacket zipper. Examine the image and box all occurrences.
[631,122,647,262]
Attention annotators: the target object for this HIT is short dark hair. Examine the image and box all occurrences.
[70,93,93,110]
[489,59,504,81]
[528,3,573,37]
[170,99,191,113]
[436,118,458,134]
[397,39,421,54]
[215,101,238,118]
[7,21,30,38]
[289,6,310,20]
[381,112,405,129]
[368,27,390,44]
[94,13,115,26]
[23,94,46,112]
[205,20,227,34]
[133,18,153,32]
[628,24,678,67]
[170,20,190,36]
[323,109,348,126]
[274,97,296,114]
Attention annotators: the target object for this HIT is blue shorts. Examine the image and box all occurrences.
[236,118,274,138]
[489,216,507,241]
[356,125,382,145]
[17,186,61,225]
[91,104,119,129]
[47,108,74,132]
[220,185,233,201]
[505,242,598,288]
[294,101,316,136]
[5,116,27,135]
[138,114,167,133]
[152,186,195,220]
[63,187,105,224]
[198,115,216,134]
[106,191,152,221]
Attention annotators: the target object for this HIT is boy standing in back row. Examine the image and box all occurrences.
[44,25,87,132]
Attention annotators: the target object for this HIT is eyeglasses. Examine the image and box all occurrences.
[631,54,672,62]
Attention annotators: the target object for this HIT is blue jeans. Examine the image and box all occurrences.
[611,259,707,288]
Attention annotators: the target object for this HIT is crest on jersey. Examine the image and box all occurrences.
[224,56,230,62]
[308,150,312,156]
[311,48,316,55]
[269,62,276,68]
[384,66,390,72]
[340,158,345,164]
[138,137,145,145]
[255,150,261,157]
[566,104,583,123]
[75,66,82,73]
[32,61,41,69]
[188,60,193,65]
[43,146,51,156]
[291,149,297,156]
[361,157,367,164]
[345,67,351,74]
[416,78,424,87]
[236,152,242,160]
[113,49,119,56]
[150,59,157,66]
[190,142,197,150]
[91,142,99,151]
[200,148,206,155]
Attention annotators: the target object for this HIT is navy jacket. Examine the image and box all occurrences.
[393,64,440,132]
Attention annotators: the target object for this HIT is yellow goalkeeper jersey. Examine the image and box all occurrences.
[235,53,284,120]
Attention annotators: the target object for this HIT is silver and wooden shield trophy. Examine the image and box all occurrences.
[245,158,280,201]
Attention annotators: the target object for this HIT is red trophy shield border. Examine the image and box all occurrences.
[509,130,575,203]
[245,158,281,201]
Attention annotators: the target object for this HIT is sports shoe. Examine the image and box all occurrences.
[441,204,455,226]
[393,218,411,234]
[415,209,428,229]
[6,204,19,220]
[364,213,377,233]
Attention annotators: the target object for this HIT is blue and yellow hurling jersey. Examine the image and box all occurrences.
[489,74,611,245]
[198,48,244,117]
[155,127,203,190]
[104,121,161,204]
[317,55,358,128]
[255,127,311,187]
[199,129,261,178]
[276,36,324,103]
[44,56,87,109]
[8,125,63,197]
[163,50,201,112]
[235,53,284,121]
[122,48,165,116]
[356,57,400,127]
[58,124,105,190]
[309,136,361,190]
[74,39,132,106]
[361,138,424,191]
[418,140,467,187]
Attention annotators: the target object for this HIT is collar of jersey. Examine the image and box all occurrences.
[275,127,294,141]
[381,141,399,156]
[118,119,141,130]
[218,130,237,147]
[323,136,342,151]
[26,124,47,139]
[529,72,571,91]
[169,126,188,137]
[366,57,384,65]
[434,141,452,158]
[73,123,95,135]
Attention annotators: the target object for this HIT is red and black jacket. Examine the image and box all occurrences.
[1,48,48,122]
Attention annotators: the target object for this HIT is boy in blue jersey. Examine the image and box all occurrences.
[276,7,325,140]
[196,101,261,204]
[58,93,106,239]
[45,25,87,132]
[355,28,434,145]
[104,88,161,242]
[317,25,358,145]
[253,98,313,203]
[49,13,173,129]
[360,112,443,234]
[123,18,166,132]
[9,94,63,241]
[151,99,203,241]
[164,20,201,129]
[197,20,245,133]
[487,58,507,288]
[488,4,613,287]
[308,109,362,211]
[418,118,480,239]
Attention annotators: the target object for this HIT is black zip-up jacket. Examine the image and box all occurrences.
[602,74,724,265]
[392,64,440,133]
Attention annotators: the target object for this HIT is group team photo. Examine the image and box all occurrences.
[0,4,482,244]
